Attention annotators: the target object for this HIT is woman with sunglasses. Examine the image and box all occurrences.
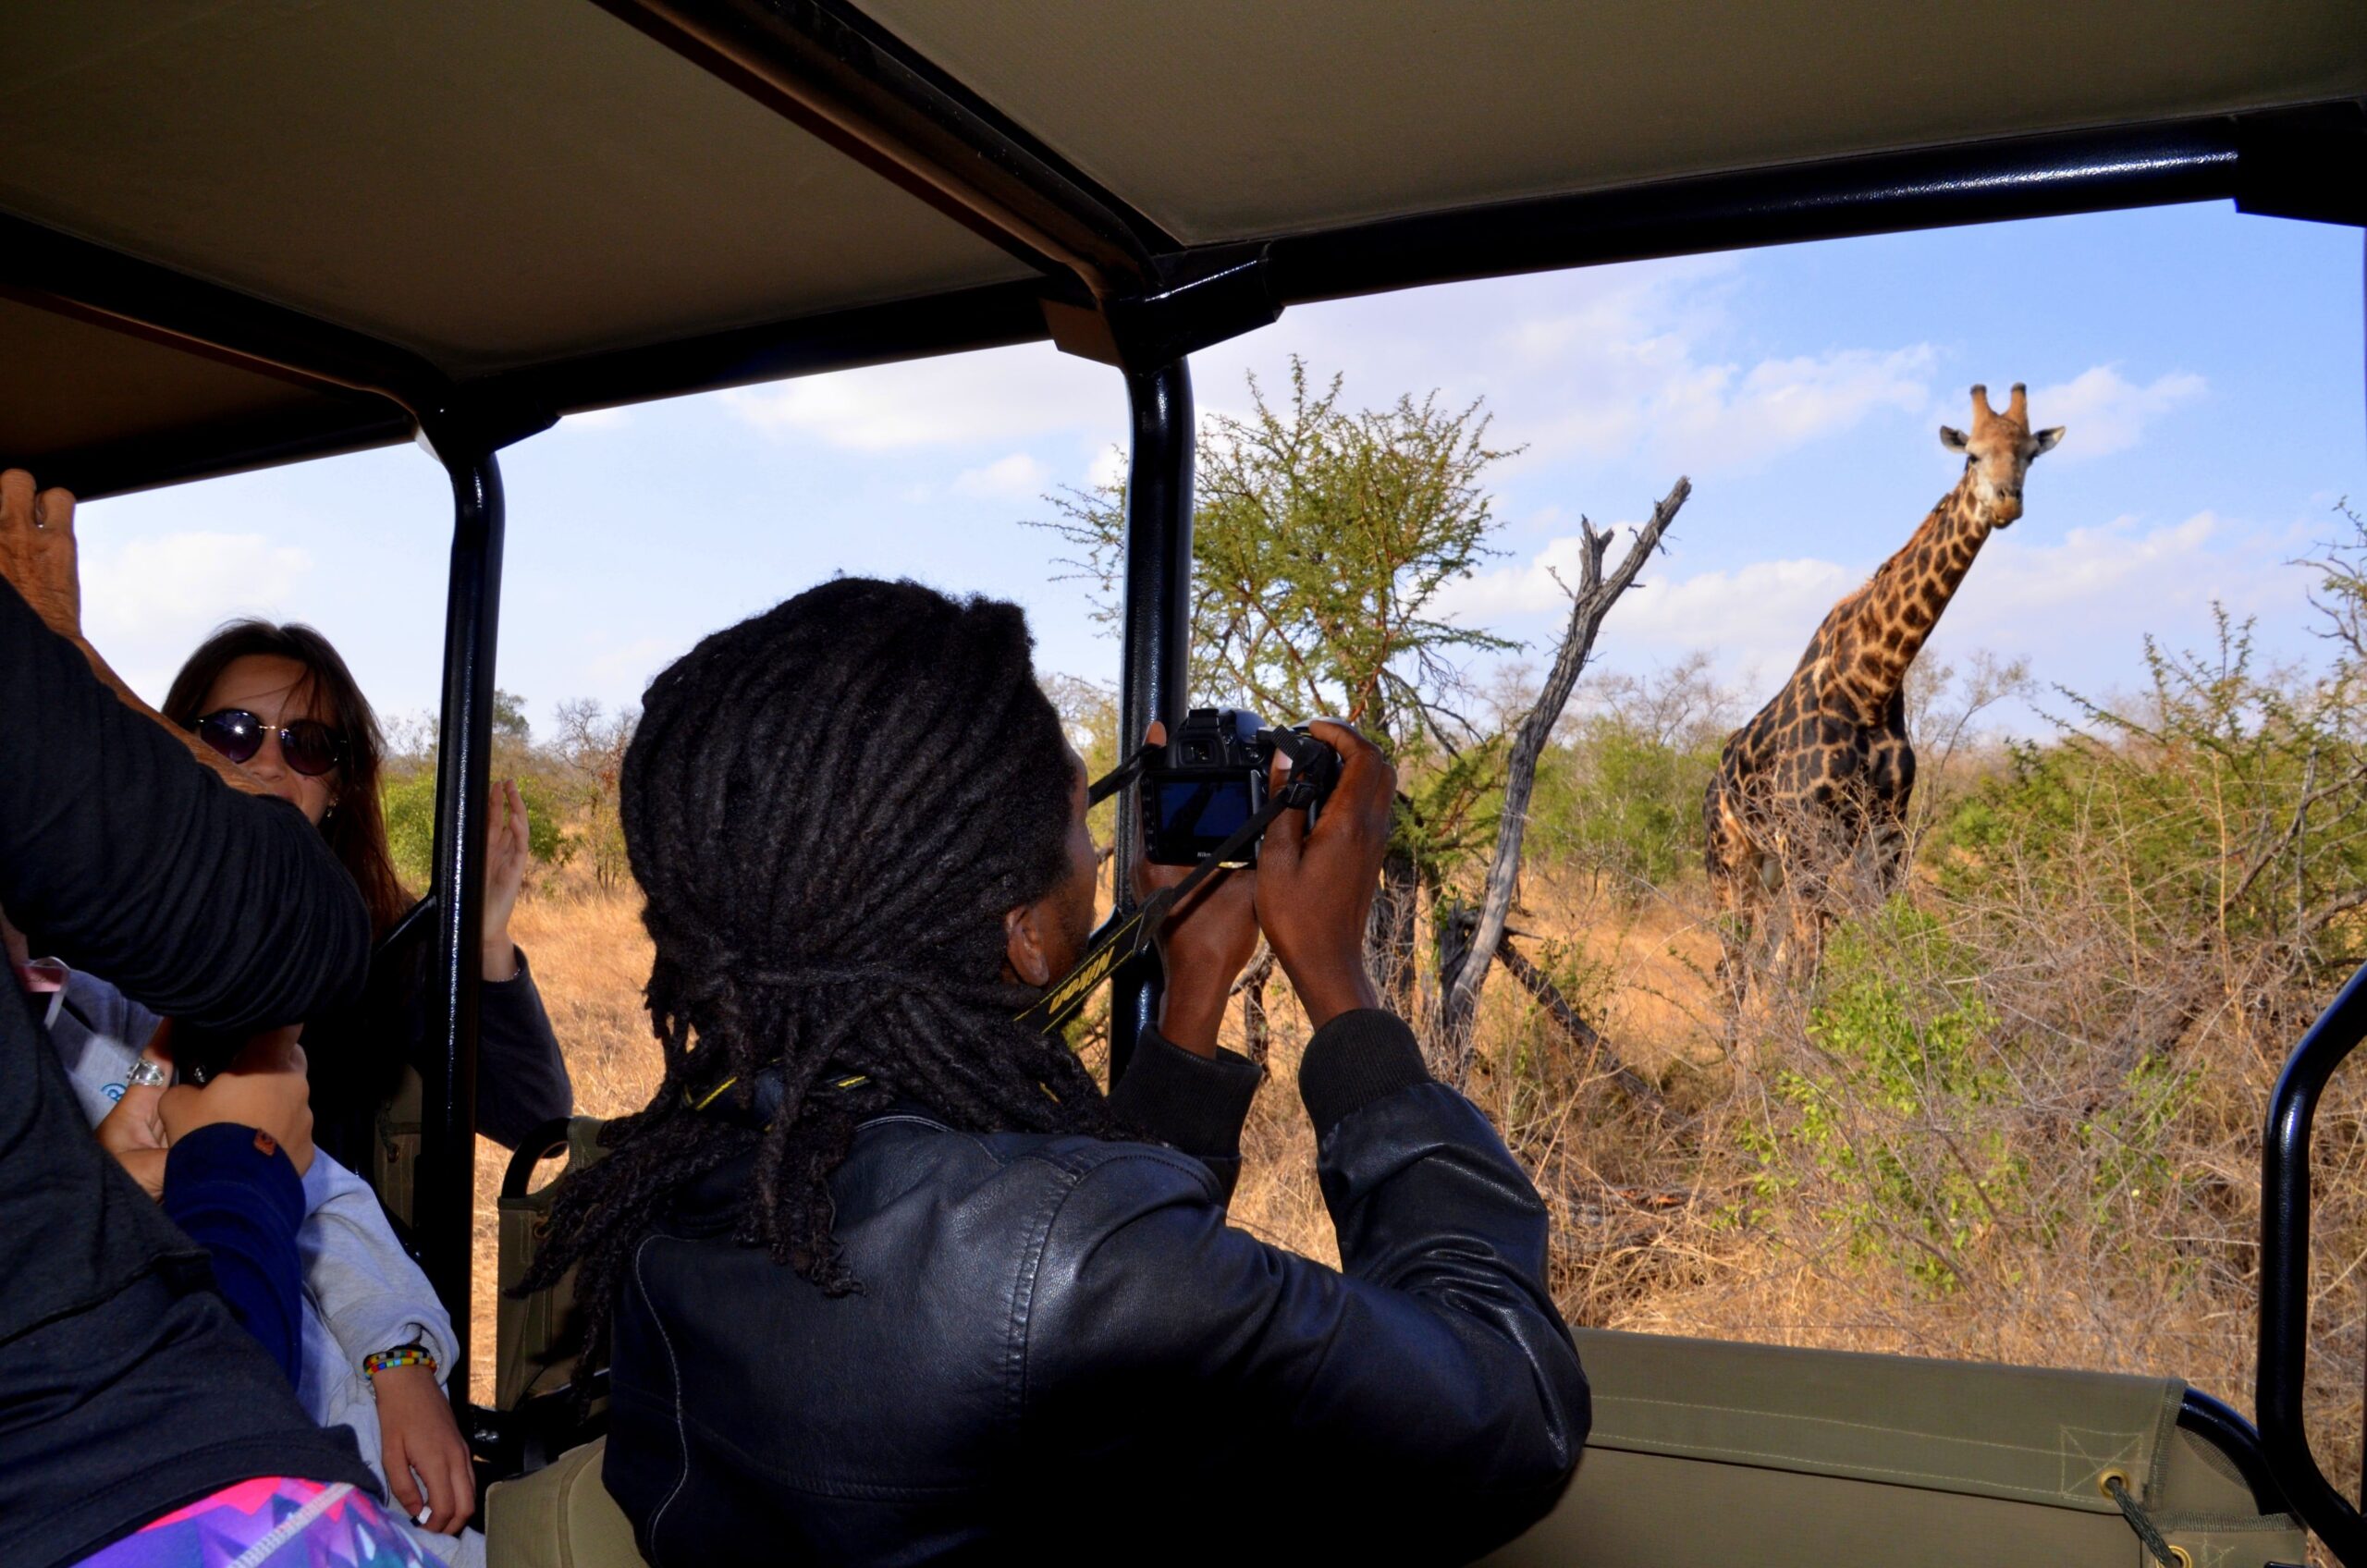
[161,620,573,1182]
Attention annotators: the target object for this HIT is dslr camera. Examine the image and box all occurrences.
[1144,707,1341,866]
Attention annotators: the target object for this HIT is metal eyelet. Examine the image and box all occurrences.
[2096,1468,2131,1499]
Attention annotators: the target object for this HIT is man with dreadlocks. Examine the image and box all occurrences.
[524,577,1588,1564]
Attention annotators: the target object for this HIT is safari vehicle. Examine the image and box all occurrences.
[3,2,2363,1562]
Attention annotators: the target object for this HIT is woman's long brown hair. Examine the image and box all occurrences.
[162,620,412,941]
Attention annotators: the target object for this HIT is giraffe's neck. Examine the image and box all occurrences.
[1839,470,1993,713]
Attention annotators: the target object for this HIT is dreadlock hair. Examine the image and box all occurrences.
[523,577,1117,1378]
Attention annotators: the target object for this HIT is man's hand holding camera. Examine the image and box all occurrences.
[1135,725,1262,1057]
[1145,716,1394,1047]
[1255,719,1392,1028]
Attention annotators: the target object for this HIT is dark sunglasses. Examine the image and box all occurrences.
[193,708,346,778]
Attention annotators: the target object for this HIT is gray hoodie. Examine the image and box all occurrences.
[48,967,482,1563]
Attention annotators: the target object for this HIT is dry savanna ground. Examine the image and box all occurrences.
[475,825,2366,1530]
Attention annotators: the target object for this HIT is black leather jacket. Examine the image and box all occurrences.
[605,1010,1589,1565]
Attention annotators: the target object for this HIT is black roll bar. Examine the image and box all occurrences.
[416,441,509,1421]
[487,279,1054,431]
[2260,960,2367,1563]
[1270,102,2363,306]
[2178,1388,2294,1523]
[587,0,1169,299]
[0,209,449,411]
[0,209,552,456]
[36,102,2364,502]
[1109,361,1196,1084]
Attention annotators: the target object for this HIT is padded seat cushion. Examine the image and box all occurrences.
[484,1439,644,1568]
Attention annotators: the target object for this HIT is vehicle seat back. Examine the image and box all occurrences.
[484,1331,2304,1566]
[1483,1329,2308,1566]
[497,1116,609,1412]
[484,1439,642,1568]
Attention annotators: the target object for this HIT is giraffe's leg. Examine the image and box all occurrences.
[1703,783,1761,1031]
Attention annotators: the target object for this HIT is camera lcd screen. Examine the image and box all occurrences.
[1156,778,1252,839]
[1146,775,1261,864]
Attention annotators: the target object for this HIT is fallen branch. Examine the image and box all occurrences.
[1497,935,1667,1109]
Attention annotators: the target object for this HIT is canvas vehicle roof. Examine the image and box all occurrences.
[2,0,2361,496]
[9,6,2367,1553]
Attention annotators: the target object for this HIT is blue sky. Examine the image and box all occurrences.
[75,201,2364,743]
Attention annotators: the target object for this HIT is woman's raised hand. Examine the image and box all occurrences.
[482,778,530,981]
[0,468,81,640]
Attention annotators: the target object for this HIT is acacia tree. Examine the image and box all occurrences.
[552,698,639,893]
[1037,357,1516,1005]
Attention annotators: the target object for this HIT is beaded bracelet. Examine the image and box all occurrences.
[362,1345,436,1378]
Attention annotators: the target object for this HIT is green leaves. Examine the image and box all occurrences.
[1931,601,2367,973]
[382,768,570,893]
[1036,356,1515,749]
[1739,901,2012,1295]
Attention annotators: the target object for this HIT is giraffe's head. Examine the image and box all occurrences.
[1938,384,2064,526]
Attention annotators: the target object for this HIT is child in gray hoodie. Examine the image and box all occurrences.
[43,964,486,1568]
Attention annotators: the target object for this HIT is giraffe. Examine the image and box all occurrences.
[1704,383,2065,960]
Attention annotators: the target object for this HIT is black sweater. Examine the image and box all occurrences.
[0,580,379,1568]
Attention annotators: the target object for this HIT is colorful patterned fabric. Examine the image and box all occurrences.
[75,1477,431,1568]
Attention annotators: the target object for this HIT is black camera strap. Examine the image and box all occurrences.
[1014,784,1298,1036]
[1086,741,1159,807]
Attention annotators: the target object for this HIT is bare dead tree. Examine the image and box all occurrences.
[1432,478,1691,1084]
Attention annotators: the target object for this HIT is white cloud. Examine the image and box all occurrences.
[952,452,1051,499]
[1453,506,2305,717]
[1612,557,1859,664]
[1085,444,1127,491]
[722,259,1932,485]
[80,531,313,696]
[1941,509,2293,649]
[2014,365,2205,459]
[725,341,1119,451]
[1441,525,1858,671]
[1681,349,1937,460]
[1473,269,1934,472]
[1502,341,1933,471]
